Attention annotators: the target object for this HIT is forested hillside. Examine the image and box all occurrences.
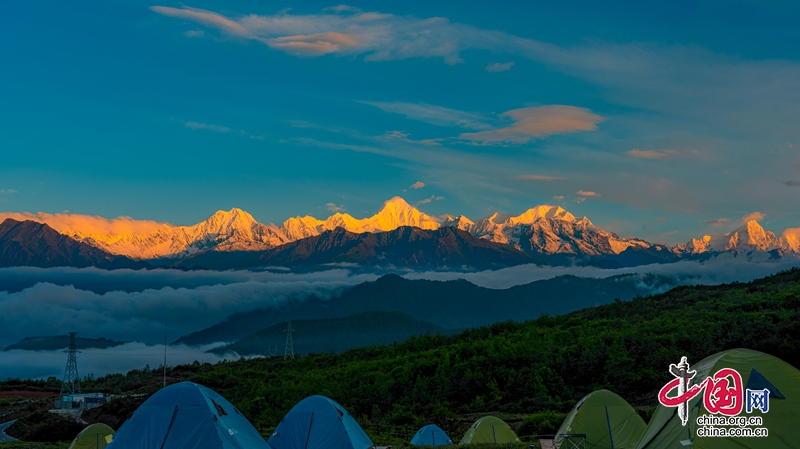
[4,268,799,440]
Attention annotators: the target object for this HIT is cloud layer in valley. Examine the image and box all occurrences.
[1,343,228,380]
[0,268,377,350]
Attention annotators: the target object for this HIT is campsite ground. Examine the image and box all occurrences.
[0,443,68,449]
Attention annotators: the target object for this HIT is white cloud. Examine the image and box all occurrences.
[185,121,231,133]
[1,343,226,380]
[485,62,514,72]
[415,195,444,205]
[404,255,800,290]
[0,190,17,195]
[0,267,377,350]
[741,211,766,223]
[326,202,346,212]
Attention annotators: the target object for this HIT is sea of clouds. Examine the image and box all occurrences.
[1,256,798,379]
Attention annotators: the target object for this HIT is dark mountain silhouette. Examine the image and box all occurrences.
[4,335,125,351]
[174,226,539,270]
[0,219,150,269]
[175,272,675,346]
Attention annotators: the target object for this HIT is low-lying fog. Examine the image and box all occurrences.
[1,255,797,380]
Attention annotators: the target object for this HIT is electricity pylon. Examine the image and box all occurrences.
[60,332,81,398]
[284,321,294,360]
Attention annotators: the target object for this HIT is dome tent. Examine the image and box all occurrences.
[106,381,268,449]
[459,416,518,444]
[68,423,115,449]
[634,348,800,449]
[410,424,452,446]
[555,389,645,449]
[267,395,374,449]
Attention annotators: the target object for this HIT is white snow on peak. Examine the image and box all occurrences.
[35,200,800,261]
[674,220,787,255]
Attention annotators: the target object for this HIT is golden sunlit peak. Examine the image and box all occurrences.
[381,196,414,209]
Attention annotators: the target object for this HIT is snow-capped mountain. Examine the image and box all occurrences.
[66,208,288,259]
[7,197,799,264]
[674,220,786,255]
[282,197,440,240]
[445,205,648,256]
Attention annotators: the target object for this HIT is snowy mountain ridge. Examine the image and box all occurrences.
[6,197,799,261]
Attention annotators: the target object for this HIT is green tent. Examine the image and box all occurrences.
[459,416,519,444]
[555,389,645,449]
[634,348,800,449]
[68,423,115,449]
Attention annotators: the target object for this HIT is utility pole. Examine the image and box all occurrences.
[284,321,294,360]
[60,332,81,398]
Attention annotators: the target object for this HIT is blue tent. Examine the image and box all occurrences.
[267,395,374,449]
[106,381,269,449]
[410,424,452,446]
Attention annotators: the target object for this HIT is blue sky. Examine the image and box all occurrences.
[2,0,799,244]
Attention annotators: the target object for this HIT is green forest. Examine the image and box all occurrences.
[3,268,799,443]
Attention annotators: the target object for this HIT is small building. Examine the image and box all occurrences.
[56,392,110,410]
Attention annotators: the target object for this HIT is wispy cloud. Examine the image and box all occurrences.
[185,121,231,133]
[151,6,252,38]
[363,101,491,129]
[459,106,602,145]
[416,195,444,205]
[485,62,514,72]
[0,212,169,235]
[410,181,425,189]
[626,149,681,159]
[382,131,443,146]
[704,218,730,225]
[515,174,564,181]
[270,32,360,56]
[184,29,205,38]
[782,181,800,187]
[0,190,17,195]
[741,211,766,223]
[576,190,601,197]
[326,202,346,212]
[552,195,565,201]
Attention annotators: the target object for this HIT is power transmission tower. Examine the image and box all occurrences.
[60,332,81,398]
[284,321,294,360]
[266,346,278,358]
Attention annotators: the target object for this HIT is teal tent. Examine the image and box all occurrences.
[106,381,268,449]
[268,395,374,449]
[411,424,452,446]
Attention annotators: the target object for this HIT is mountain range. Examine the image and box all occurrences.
[1,197,798,270]
[210,311,449,357]
[175,272,677,346]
